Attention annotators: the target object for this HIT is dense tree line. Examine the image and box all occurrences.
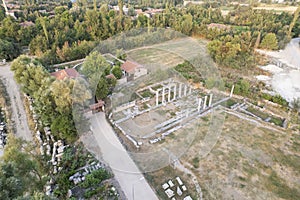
[10,56,91,143]
[10,52,115,143]
[1,3,300,64]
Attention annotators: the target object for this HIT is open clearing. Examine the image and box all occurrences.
[126,37,208,71]
[145,111,300,200]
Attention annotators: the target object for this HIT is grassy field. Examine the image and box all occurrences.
[145,111,300,200]
[145,166,198,200]
[184,113,300,199]
[126,37,209,72]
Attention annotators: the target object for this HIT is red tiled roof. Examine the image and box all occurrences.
[121,61,140,73]
[51,68,79,80]
[89,100,105,110]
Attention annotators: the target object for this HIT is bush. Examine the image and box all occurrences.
[174,61,202,83]
[261,93,288,107]
[192,157,200,168]
[234,78,250,96]
[80,169,111,189]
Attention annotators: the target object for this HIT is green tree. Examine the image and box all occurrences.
[234,79,250,96]
[260,33,278,50]
[0,39,20,60]
[0,6,5,22]
[0,17,20,41]
[50,113,77,143]
[84,10,101,40]
[51,79,73,113]
[180,14,193,35]
[111,66,122,79]
[118,0,124,16]
[80,51,110,90]
[29,35,48,56]
[11,56,50,96]
[96,77,109,100]
[0,135,47,198]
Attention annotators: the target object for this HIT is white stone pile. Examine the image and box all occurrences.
[0,121,7,148]
[69,162,104,185]
[161,176,192,199]
[51,139,68,174]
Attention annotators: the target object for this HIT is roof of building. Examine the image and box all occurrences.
[89,100,105,110]
[145,8,163,14]
[135,9,143,15]
[121,60,141,73]
[51,68,79,80]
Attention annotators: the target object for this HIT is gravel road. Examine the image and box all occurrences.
[0,64,32,141]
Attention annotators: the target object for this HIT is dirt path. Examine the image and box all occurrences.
[0,64,32,141]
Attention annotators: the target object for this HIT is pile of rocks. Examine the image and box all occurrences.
[0,122,7,148]
[69,162,104,185]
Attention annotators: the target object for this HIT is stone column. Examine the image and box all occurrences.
[208,93,213,107]
[184,85,187,96]
[230,85,235,97]
[203,95,207,110]
[173,85,177,100]
[162,87,165,103]
[197,98,202,112]
[179,84,182,98]
[156,90,159,106]
[168,86,171,102]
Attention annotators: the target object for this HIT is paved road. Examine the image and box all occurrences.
[89,112,158,200]
[0,64,32,141]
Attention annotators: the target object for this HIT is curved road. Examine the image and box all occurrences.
[90,112,158,200]
[0,64,32,141]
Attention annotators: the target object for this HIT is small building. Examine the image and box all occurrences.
[113,5,128,15]
[89,100,105,113]
[135,9,143,15]
[51,68,80,80]
[121,60,147,81]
